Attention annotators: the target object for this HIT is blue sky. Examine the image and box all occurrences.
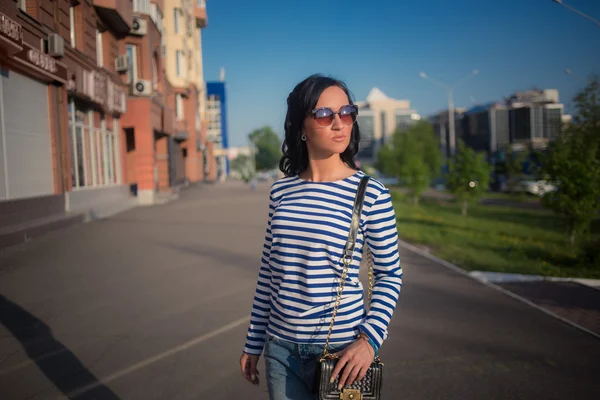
[202,0,600,147]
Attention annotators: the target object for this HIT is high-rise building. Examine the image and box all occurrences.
[507,89,564,149]
[356,88,419,164]
[458,89,565,160]
[462,103,510,154]
[207,78,229,181]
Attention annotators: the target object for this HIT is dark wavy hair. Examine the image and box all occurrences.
[279,74,361,177]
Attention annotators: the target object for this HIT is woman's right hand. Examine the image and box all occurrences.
[240,352,261,386]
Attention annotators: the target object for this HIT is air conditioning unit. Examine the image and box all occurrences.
[115,55,129,72]
[132,79,152,96]
[130,16,148,36]
[46,33,64,57]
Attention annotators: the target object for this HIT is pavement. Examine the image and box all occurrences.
[0,181,599,400]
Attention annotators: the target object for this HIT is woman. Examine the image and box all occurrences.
[239,74,402,400]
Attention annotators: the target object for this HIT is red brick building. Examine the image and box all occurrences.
[0,0,213,248]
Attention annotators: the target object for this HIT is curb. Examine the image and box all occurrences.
[397,239,600,341]
[468,271,600,293]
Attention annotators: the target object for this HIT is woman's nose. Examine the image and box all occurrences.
[331,114,343,130]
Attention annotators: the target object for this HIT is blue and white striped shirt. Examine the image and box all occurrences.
[243,170,402,355]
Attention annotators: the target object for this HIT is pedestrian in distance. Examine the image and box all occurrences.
[239,74,403,400]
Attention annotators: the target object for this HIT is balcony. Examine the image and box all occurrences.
[93,0,133,34]
[195,4,208,28]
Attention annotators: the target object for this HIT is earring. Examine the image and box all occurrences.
[301,134,307,141]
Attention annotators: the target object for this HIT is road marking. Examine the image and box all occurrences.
[67,315,250,398]
[397,239,600,341]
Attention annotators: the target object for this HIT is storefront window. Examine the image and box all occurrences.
[68,100,121,189]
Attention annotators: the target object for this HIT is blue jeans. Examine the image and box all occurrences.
[264,335,351,400]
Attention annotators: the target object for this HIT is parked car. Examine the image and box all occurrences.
[514,179,557,197]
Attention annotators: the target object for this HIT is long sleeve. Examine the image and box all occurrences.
[243,192,275,355]
[359,188,402,349]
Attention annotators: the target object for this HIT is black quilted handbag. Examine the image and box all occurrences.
[313,175,383,400]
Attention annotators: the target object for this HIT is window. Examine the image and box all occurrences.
[68,101,120,189]
[126,44,138,84]
[174,8,180,33]
[197,0,206,8]
[176,50,183,77]
[150,3,163,33]
[96,29,103,67]
[133,0,150,14]
[176,94,184,120]
[18,0,26,12]
[69,5,76,48]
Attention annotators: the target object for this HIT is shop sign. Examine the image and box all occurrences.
[13,42,67,84]
[0,12,23,54]
[83,70,107,105]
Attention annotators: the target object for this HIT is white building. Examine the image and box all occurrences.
[356,88,420,164]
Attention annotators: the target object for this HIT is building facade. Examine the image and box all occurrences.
[0,0,213,248]
[457,89,565,159]
[461,103,510,154]
[162,0,210,185]
[355,88,419,165]
[118,0,177,205]
[206,78,228,181]
[0,0,134,245]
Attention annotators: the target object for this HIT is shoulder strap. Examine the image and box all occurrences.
[342,175,371,263]
[322,174,370,358]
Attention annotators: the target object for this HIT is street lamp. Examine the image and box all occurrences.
[419,69,479,156]
[564,68,586,82]
[553,0,600,28]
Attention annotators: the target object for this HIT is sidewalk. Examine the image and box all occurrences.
[400,240,600,339]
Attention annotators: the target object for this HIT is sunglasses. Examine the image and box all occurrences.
[310,105,358,127]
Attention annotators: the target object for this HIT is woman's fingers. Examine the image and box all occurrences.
[330,355,348,385]
[337,359,358,390]
[344,364,361,389]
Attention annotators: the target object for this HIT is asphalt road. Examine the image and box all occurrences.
[0,181,599,400]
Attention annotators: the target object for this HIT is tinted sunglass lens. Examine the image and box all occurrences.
[314,108,334,126]
[339,106,357,125]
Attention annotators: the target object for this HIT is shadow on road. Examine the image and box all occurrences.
[0,295,120,400]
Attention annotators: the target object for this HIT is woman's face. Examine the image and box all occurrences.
[302,86,355,157]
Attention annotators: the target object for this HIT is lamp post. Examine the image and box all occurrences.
[553,0,600,28]
[564,68,586,83]
[419,69,479,156]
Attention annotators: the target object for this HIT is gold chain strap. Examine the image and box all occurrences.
[321,249,374,360]
[322,255,351,359]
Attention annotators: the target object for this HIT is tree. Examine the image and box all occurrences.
[375,121,442,206]
[541,76,600,245]
[248,126,282,171]
[446,141,492,216]
[230,154,255,183]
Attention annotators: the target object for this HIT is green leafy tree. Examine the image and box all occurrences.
[541,76,600,245]
[375,121,442,206]
[230,154,255,183]
[248,126,282,171]
[446,141,492,216]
